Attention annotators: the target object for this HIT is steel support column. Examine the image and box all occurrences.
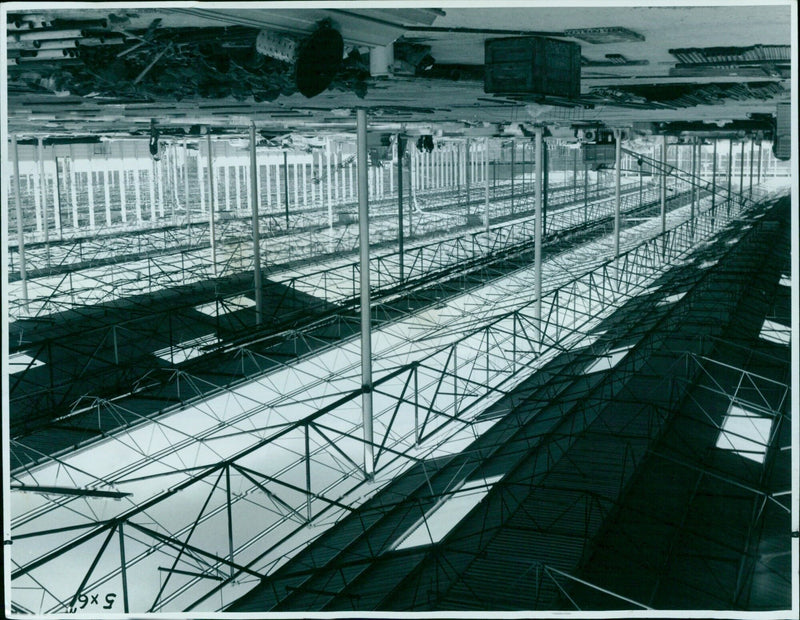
[206,132,217,276]
[510,139,516,215]
[397,135,404,281]
[727,139,733,215]
[357,109,374,479]
[327,139,333,231]
[711,138,717,226]
[690,137,697,229]
[534,127,543,323]
[12,135,29,310]
[661,135,667,234]
[748,138,755,198]
[485,137,491,232]
[37,137,50,264]
[283,150,290,228]
[183,138,191,226]
[614,129,621,257]
[757,138,763,184]
[465,139,471,206]
[250,123,263,324]
[739,140,745,201]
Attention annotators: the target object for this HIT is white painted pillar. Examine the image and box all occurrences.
[265,160,272,209]
[134,170,142,223]
[224,163,231,212]
[69,146,79,229]
[157,158,165,218]
[198,160,206,214]
[236,164,243,213]
[119,161,127,224]
[50,157,61,234]
[356,108,374,479]
[326,139,333,228]
[33,140,43,233]
[294,162,300,208]
[149,160,157,222]
[12,135,29,310]
[103,168,112,225]
[302,158,308,206]
[88,170,96,230]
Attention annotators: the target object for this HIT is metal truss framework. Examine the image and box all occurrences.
[9,176,665,432]
[227,192,788,612]
[8,174,637,320]
[8,149,775,612]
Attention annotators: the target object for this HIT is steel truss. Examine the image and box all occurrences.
[7,175,641,320]
[9,178,669,432]
[225,190,787,612]
[8,161,769,612]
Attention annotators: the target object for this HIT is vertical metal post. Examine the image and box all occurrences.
[484,137,490,233]
[12,135,29,310]
[510,139,516,215]
[206,132,217,276]
[397,135,404,281]
[756,138,763,184]
[748,138,755,198]
[638,156,643,206]
[225,465,235,578]
[534,128,543,324]
[727,139,733,215]
[711,138,717,224]
[583,161,589,224]
[250,123,263,324]
[118,524,129,613]
[283,150,290,228]
[69,145,79,228]
[573,148,578,200]
[326,141,333,230]
[305,424,312,521]
[357,109,374,479]
[37,138,51,265]
[149,157,157,222]
[465,139,471,206]
[738,140,745,202]
[660,135,667,234]
[183,138,191,226]
[53,156,63,239]
[690,137,697,228]
[614,129,621,258]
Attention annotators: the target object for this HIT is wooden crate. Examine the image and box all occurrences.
[484,36,581,98]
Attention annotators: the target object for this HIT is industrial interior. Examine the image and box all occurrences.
[2,2,797,616]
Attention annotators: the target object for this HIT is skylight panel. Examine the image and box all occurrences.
[195,295,256,316]
[153,334,221,363]
[393,474,503,550]
[9,352,45,374]
[759,319,790,346]
[584,345,632,374]
[715,404,772,463]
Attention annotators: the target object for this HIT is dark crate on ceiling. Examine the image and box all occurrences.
[582,143,616,167]
[484,36,581,98]
[773,101,791,160]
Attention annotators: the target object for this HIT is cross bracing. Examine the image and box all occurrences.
[8,151,778,612]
